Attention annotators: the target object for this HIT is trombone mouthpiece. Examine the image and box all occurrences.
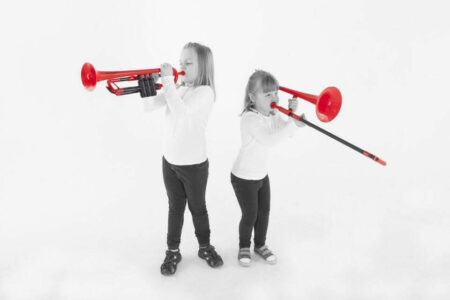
[270,102,277,108]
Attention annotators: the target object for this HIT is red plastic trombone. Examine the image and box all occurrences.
[271,102,386,166]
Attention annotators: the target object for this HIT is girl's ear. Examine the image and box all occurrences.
[249,92,256,103]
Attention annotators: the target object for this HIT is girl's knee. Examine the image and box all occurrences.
[241,212,258,225]
[189,204,208,216]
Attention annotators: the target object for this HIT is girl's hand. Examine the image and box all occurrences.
[288,98,299,113]
[160,63,173,77]
[294,113,306,127]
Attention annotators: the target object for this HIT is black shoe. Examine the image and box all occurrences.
[198,245,223,268]
[160,250,182,276]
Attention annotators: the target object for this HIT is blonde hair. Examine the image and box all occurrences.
[241,70,279,115]
[183,42,216,100]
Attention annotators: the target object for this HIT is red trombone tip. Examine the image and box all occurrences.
[364,151,387,166]
[377,158,387,166]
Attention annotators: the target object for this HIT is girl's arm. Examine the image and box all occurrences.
[160,75,214,116]
[142,93,167,112]
[273,113,297,137]
[244,113,296,147]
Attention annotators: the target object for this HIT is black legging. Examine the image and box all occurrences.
[162,156,211,250]
[230,173,271,249]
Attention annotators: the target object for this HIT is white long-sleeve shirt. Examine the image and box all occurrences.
[231,109,297,180]
[143,75,214,165]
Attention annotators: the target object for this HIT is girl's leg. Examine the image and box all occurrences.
[172,160,211,247]
[254,175,271,249]
[172,160,223,268]
[162,157,187,250]
[231,173,261,249]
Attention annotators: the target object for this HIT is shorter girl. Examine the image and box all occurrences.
[230,70,305,267]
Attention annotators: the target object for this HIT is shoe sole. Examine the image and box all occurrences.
[238,260,251,267]
[161,270,175,276]
[255,252,277,265]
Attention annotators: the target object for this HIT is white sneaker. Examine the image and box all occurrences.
[254,245,277,265]
[238,247,252,267]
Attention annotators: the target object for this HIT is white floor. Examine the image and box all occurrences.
[1,171,449,300]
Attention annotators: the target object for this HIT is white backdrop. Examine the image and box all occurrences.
[1,0,449,299]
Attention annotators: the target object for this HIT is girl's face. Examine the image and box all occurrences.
[179,48,198,86]
[250,85,279,116]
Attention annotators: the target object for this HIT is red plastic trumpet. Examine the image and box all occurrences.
[271,102,386,166]
[279,86,342,122]
[81,62,185,96]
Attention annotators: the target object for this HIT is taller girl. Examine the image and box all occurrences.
[144,42,223,276]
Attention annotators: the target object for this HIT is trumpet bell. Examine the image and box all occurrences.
[81,63,97,91]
